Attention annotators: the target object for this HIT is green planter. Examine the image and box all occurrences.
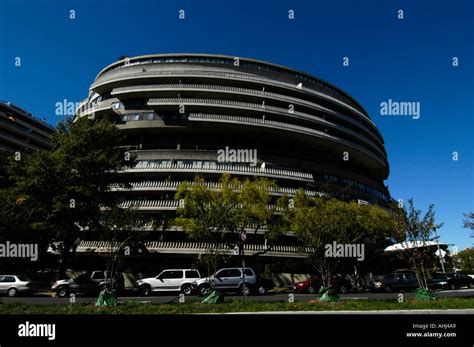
[202,290,225,304]
[96,288,118,307]
[317,286,340,302]
[415,287,437,300]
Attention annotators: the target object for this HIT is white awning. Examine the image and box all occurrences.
[384,241,447,252]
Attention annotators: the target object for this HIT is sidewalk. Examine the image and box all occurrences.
[210,309,474,315]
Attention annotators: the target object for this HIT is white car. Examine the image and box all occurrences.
[135,269,201,296]
[0,275,38,297]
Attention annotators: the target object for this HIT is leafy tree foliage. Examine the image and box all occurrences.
[392,199,443,289]
[453,247,474,274]
[0,117,136,274]
[463,212,474,237]
[175,173,277,278]
[282,191,395,288]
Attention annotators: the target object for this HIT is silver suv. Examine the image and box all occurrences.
[135,269,201,296]
[192,267,257,296]
[0,275,37,297]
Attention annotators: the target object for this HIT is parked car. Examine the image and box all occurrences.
[192,267,257,296]
[0,275,38,297]
[134,269,201,296]
[52,270,124,297]
[294,275,352,294]
[429,272,474,290]
[369,272,418,293]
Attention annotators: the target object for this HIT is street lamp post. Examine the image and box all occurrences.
[239,230,247,303]
[433,227,445,273]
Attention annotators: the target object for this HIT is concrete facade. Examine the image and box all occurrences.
[74,53,392,259]
[0,101,54,153]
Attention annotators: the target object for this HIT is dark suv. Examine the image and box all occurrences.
[429,272,474,290]
[52,271,124,297]
[369,272,418,292]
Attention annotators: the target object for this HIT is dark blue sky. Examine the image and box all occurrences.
[1,0,473,250]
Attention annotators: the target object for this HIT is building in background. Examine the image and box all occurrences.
[74,53,391,265]
[0,101,54,152]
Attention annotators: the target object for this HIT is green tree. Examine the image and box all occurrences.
[175,174,277,291]
[3,117,135,275]
[454,248,474,274]
[282,191,395,290]
[0,150,52,261]
[96,205,148,296]
[463,212,474,237]
[392,199,443,291]
[0,151,12,188]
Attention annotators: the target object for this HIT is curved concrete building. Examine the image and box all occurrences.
[75,53,391,260]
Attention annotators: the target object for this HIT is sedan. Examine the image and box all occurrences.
[0,275,38,297]
[429,272,474,290]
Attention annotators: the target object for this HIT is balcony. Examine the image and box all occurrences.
[75,240,309,258]
[121,161,314,182]
[112,83,382,144]
[117,199,179,210]
[92,68,373,126]
[187,113,387,166]
[115,199,281,212]
[148,98,385,159]
[108,180,324,197]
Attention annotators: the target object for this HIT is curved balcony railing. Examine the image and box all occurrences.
[117,199,179,208]
[101,57,361,113]
[121,162,314,182]
[75,240,309,258]
[77,104,113,117]
[188,113,387,166]
[108,180,325,197]
[112,83,382,145]
[118,222,291,236]
[116,199,179,210]
[140,222,271,233]
[116,199,282,212]
[148,97,386,159]
[76,97,125,118]
[92,68,374,127]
